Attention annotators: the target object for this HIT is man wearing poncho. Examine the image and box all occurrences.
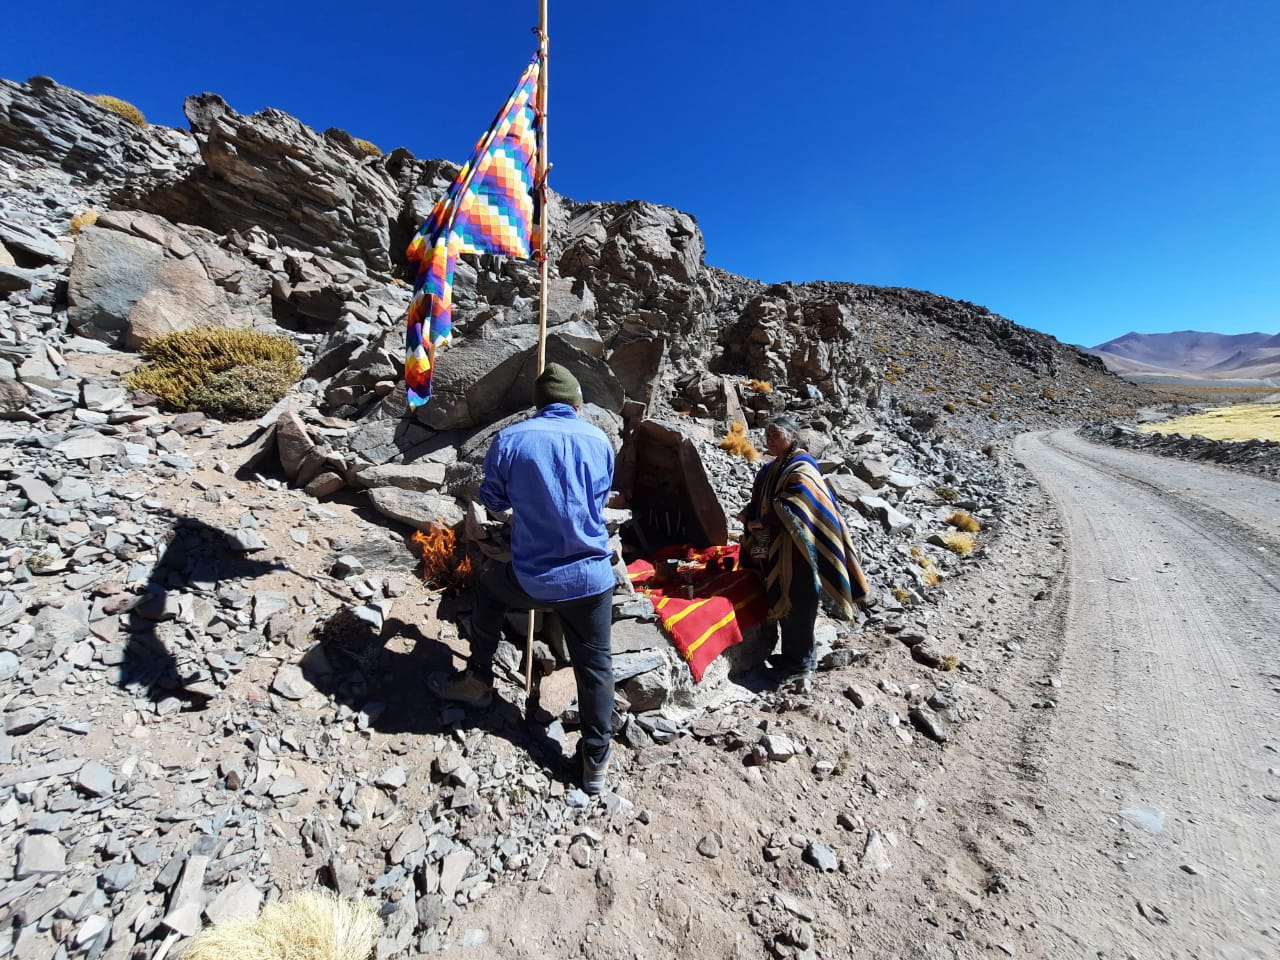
[742,415,870,681]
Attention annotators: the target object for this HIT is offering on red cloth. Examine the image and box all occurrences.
[626,544,768,682]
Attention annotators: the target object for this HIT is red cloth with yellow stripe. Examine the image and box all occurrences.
[626,544,768,682]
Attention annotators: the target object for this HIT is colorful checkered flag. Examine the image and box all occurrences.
[405,56,542,407]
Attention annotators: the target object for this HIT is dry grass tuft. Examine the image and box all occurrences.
[936,485,959,503]
[352,137,382,157]
[1139,402,1280,443]
[718,421,759,461]
[946,510,982,533]
[90,94,147,127]
[70,210,99,234]
[125,328,300,417]
[890,586,912,606]
[179,889,380,960]
[743,379,772,393]
[940,531,977,556]
[941,654,960,671]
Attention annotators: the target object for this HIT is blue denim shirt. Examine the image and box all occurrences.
[479,404,615,602]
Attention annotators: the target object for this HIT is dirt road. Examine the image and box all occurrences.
[1005,430,1280,959]
[445,430,1280,959]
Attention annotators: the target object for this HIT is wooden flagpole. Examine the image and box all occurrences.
[526,0,550,695]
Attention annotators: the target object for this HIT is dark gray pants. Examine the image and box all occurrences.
[467,562,614,766]
[769,550,820,673]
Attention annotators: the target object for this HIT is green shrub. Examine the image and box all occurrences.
[125,327,301,418]
[186,362,299,419]
[90,94,147,127]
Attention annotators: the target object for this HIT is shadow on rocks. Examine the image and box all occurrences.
[120,514,286,708]
[302,606,573,788]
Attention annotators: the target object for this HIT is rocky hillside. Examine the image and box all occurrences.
[1,74,1155,960]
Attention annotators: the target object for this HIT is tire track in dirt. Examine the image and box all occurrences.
[1006,430,1280,960]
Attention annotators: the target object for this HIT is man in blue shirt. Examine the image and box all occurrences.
[439,363,617,794]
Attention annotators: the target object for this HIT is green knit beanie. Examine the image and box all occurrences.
[533,363,583,408]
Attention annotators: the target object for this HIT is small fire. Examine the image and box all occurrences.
[410,524,475,591]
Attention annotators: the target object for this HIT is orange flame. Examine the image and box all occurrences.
[410,524,475,591]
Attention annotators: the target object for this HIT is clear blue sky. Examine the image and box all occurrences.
[6,1,1277,347]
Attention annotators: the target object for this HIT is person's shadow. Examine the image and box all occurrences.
[117,510,571,785]
[120,514,284,706]
[303,601,572,786]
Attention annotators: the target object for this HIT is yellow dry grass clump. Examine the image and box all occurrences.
[910,549,940,587]
[126,327,301,419]
[70,210,99,234]
[940,531,977,556]
[179,889,380,960]
[743,379,772,393]
[946,510,982,533]
[352,137,382,157]
[890,586,913,606]
[90,94,147,127]
[1140,402,1280,443]
[719,421,759,461]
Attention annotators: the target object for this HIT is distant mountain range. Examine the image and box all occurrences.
[1085,330,1280,384]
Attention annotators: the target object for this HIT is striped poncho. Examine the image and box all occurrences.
[749,448,869,621]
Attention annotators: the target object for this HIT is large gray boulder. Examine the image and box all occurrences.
[415,332,537,432]
[66,214,246,346]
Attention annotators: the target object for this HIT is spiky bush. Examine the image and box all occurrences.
[719,421,759,461]
[125,328,300,417]
[70,210,99,234]
[90,94,146,127]
[179,889,380,960]
[946,510,982,533]
[352,137,382,157]
[940,531,977,556]
[186,363,300,420]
